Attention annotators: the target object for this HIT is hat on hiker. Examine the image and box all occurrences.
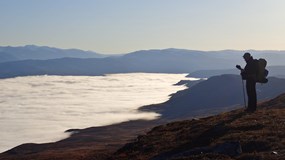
[243,52,251,59]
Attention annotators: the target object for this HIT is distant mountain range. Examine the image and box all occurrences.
[0,45,105,63]
[1,46,285,78]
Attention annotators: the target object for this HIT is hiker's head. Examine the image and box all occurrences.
[243,52,252,62]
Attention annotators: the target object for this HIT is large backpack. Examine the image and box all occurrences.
[256,58,269,83]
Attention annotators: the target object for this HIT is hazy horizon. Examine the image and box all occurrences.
[1,0,285,54]
[2,44,285,55]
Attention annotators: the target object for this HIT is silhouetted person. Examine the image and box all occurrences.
[237,53,258,112]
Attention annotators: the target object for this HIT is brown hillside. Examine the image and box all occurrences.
[112,93,285,160]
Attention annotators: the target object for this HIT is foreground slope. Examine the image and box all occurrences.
[112,94,285,160]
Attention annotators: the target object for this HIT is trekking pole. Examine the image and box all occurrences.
[241,78,247,109]
[236,65,247,109]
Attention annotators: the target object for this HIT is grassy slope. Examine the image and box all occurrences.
[112,94,285,160]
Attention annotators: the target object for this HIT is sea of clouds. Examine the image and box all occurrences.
[0,73,196,152]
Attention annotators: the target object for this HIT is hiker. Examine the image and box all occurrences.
[237,52,258,113]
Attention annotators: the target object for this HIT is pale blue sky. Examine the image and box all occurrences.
[1,0,285,54]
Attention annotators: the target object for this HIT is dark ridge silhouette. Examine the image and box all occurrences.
[0,57,127,78]
[140,75,285,119]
